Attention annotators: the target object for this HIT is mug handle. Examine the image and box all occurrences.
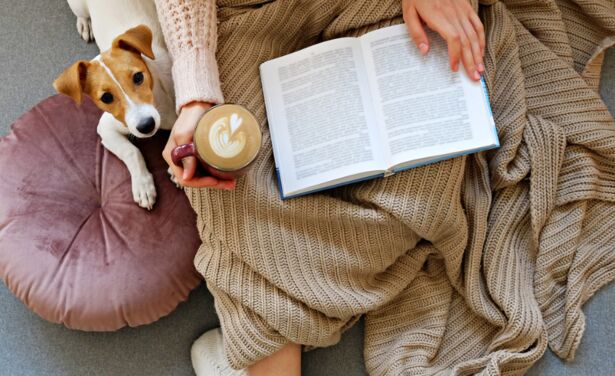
[171,143,196,167]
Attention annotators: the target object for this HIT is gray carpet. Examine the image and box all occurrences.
[0,1,613,375]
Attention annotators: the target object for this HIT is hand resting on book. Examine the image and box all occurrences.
[402,0,485,81]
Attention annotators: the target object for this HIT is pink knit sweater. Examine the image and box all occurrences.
[155,0,224,112]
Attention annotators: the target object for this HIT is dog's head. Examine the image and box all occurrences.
[54,25,161,138]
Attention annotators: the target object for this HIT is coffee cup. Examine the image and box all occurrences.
[171,104,262,180]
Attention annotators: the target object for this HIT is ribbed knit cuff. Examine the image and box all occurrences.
[172,47,225,113]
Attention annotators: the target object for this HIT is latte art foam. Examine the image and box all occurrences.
[209,114,247,158]
[194,104,262,172]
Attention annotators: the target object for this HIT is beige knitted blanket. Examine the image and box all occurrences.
[186,0,615,374]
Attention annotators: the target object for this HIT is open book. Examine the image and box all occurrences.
[260,24,498,199]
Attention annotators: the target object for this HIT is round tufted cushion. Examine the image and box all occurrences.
[0,95,202,331]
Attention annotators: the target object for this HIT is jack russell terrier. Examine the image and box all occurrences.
[54,0,177,210]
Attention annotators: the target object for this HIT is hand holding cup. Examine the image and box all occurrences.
[170,104,262,183]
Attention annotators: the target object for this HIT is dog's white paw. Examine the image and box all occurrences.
[132,172,157,210]
[167,167,182,189]
[76,17,94,42]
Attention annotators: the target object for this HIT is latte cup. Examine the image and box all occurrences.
[171,104,262,180]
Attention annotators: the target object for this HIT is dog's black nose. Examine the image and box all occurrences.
[137,117,156,134]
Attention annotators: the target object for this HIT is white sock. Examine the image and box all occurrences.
[191,328,247,376]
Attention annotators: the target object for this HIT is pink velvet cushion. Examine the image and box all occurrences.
[0,95,201,331]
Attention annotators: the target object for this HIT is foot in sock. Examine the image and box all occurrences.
[191,328,247,376]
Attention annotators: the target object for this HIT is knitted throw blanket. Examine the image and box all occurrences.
[186,0,615,374]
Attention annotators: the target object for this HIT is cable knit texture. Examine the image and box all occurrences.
[155,0,224,112]
[165,0,615,374]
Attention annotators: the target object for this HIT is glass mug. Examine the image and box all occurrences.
[171,104,262,180]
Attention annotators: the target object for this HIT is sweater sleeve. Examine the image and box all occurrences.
[155,0,224,113]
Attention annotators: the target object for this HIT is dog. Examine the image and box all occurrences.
[54,0,177,210]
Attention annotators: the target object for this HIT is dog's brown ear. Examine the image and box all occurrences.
[112,25,155,60]
[53,60,89,104]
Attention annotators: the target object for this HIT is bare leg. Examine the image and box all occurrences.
[247,342,301,376]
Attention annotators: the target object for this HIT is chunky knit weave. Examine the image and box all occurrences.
[170,0,615,374]
[155,0,224,112]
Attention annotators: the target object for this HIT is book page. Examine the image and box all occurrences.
[260,38,385,197]
[359,25,498,169]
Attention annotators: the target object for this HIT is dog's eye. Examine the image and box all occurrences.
[133,72,144,85]
[100,92,114,104]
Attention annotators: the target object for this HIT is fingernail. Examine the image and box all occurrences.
[419,43,428,55]
[478,63,485,72]
[474,71,481,80]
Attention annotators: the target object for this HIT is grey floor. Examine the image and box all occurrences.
[0,1,613,375]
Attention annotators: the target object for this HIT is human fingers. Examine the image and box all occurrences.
[442,6,479,79]
[457,16,482,79]
[163,149,236,189]
[468,10,485,58]
[162,137,185,183]
[431,18,462,72]
[177,174,235,189]
[415,4,461,71]
[180,155,197,180]
[161,132,199,186]
[460,17,483,75]
[455,2,484,75]
[164,141,231,189]
[403,1,430,55]
[164,133,236,189]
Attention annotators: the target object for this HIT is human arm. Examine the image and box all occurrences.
[155,0,235,189]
